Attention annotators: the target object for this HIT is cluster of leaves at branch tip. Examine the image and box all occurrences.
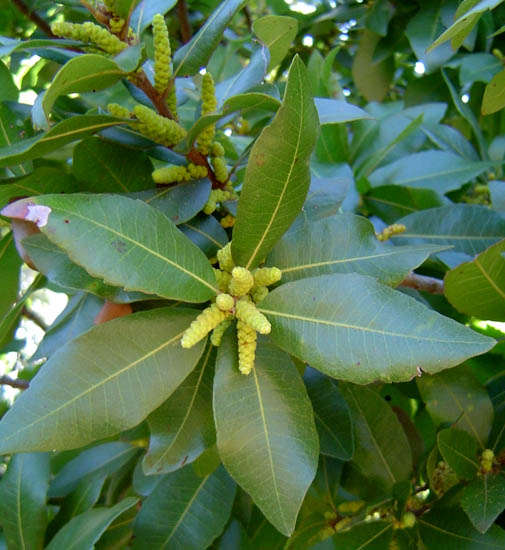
[181,242,282,375]
[51,21,126,55]
[376,223,406,241]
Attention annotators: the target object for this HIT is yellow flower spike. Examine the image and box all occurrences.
[376,223,406,242]
[51,21,127,55]
[133,104,186,147]
[213,268,232,292]
[481,449,495,473]
[220,214,235,228]
[237,320,257,375]
[187,163,208,179]
[107,103,131,118]
[400,512,416,529]
[181,304,228,348]
[166,86,178,118]
[251,286,269,303]
[152,165,190,183]
[253,267,282,287]
[109,17,125,34]
[217,242,235,273]
[152,14,172,93]
[211,156,228,183]
[203,193,217,215]
[211,141,225,157]
[229,267,254,297]
[196,73,217,154]
[216,293,234,311]
[235,298,271,334]
[211,318,232,347]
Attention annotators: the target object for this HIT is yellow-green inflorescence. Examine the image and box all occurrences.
[197,73,218,155]
[181,241,282,375]
[51,21,127,55]
[152,163,207,183]
[152,14,172,93]
[376,223,406,241]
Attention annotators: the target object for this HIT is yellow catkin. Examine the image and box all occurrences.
[109,17,125,34]
[152,14,172,92]
[400,512,416,529]
[107,103,131,118]
[253,267,282,287]
[212,141,225,157]
[337,500,364,514]
[187,163,208,179]
[235,298,271,334]
[51,21,127,55]
[481,449,495,473]
[210,318,232,347]
[197,73,217,154]
[220,214,235,228]
[202,188,236,215]
[213,268,232,292]
[152,165,189,183]
[133,104,186,147]
[229,267,254,297]
[216,293,235,311]
[217,242,234,273]
[211,156,228,183]
[237,320,257,374]
[166,86,178,118]
[251,286,268,303]
[377,223,406,241]
[181,304,228,348]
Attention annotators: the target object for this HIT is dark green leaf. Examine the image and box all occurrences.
[214,334,319,536]
[0,232,21,320]
[461,473,505,533]
[180,214,228,257]
[0,308,207,453]
[437,428,479,480]
[130,0,178,33]
[0,102,32,176]
[0,60,18,101]
[314,98,371,124]
[333,521,393,549]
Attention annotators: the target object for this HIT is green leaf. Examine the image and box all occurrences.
[253,15,298,69]
[394,204,505,256]
[333,521,393,549]
[419,506,505,549]
[0,37,81,57]
[0,102,32,176]
[72,137,154,193]
[461,472,505,533]
[445,239,505,321]
[143,343,216,474]
[232,55,318,269]
[483,68,505,115]
[132,465,236,549]
[214,334,319,536]
[2,194,217,302]
[46,497,138,550]
[268,213,447,286]
[304,367,353,460]
[341,384,413,494]
[283,513,328,549]
[437,428,479,480]
[181,214,228,257]
[368,151,490,193]
[0,308,207,453]
[173,0,246,77]
[314,97,371,124]
[42,55,126,122]
[0,60,18,101]
[0,115,126,168]
[130,0,178,33]
[49,442,139,497]
[0,453,50,550]
[417,366,494,447]
[259,273,494,384]
[458,53,502,85]
[0,232,21,320]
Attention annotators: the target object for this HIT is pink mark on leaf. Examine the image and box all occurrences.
[1,200,51,228]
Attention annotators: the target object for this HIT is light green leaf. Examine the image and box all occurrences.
[394,204,505,256]
[0,37,81,57]
[417,365,494,448]
[259,273,494,384]
[2,194,217,302]
[181,214,228,257]
[232,55,318,269]
[0,60,18,101]
[483,68,505,115]
[42,55,126,122]
[47,497,138,550]
[341,384,412,495]
[314,97,371,124]
[132,465,236,549]
[143,343,216,474]
[0,308,207,453]
[333,521,393,549]
[253,15,298,69]
[0,453,50,550]
[461,473,505,533]
[130,0,178,33]
[268,213,447,286]
[0,115,126,168]
[445,239,505,321]
[437,428,479,480]
[214,334,319,536]
[173,0,246,77]
[0,232,21,320]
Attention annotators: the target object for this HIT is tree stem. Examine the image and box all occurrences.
[399,272,444,295]
[0,376,29,390]
[11,0,56,38]
[177,0,192,43]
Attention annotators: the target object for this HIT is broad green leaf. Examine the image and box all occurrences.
[217,520,253,550]
[304,367,353,460]
[419,506,505,549]
[42,55,126,122]
[0,60,18,101]
[417,365,494,447]
[214,334,319,536]
[423,123,480,161]
[47,497,137,550]
[259,273,494,384]
[333,521,393,549]
[253,15,298,69]
[49,442,139,497]
[0,232,21,320]
[73,137,153,193]
[284,513,328,549]
[181,214,228,257]
[133,461,166,497]
[2,194,217,302]
[0,453,50,550]
[268,213,447,286]
[232,55,318,269]
[0,308,206,453]
[130,0,178,33]
[341,384,412,495]
[483,68,505,114]
[0,167,76,211]
[394,204,505,256]
[143,343,216,474]
[0,115,126,168]
[445,239,505,321]
[0,37,82,57]
[461,472,505,533]
[437,428,479,480]
[132,465,236,549]
[368,151,490,193]
[0,102,31,176]
[458,53,502,85]
[173,0,246,77]
[314,97,371,124]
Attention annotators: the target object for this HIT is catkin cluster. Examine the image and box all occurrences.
[203,188,237,215]
[180,241,282,375]
[197,73,217,155]
[51,21,127,55]
[152,14,172,93]
[152,163,207,183]
[376,223,406,241]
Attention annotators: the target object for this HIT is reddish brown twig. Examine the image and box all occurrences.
[12,0,56,38]
[177,0,192,43]
[0,375,29,390]
[399,272,444,295]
